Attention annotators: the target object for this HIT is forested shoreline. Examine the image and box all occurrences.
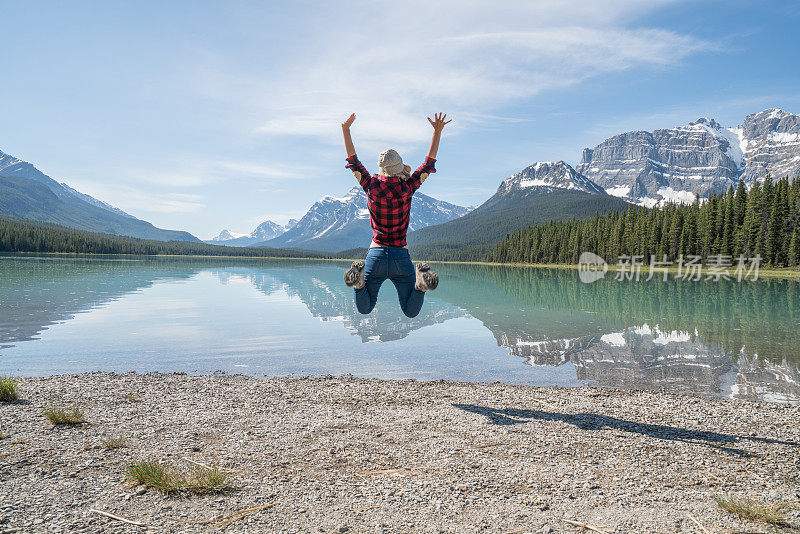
[0,216,329,259]
[490,176,800,267]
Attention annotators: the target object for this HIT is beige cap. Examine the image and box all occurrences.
[378,149,411,177]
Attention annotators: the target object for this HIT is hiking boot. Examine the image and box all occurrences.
[415,262,438,291]
[344,260,365,289]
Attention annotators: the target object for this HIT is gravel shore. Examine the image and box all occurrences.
[1,373,799,533]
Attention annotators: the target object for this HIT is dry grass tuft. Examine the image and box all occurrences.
[0,376,19,402]
[43,402,86,425]
[127,460,231,494]
[102,437,128,449]
[714,495,789,526]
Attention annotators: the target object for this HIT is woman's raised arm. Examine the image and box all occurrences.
[342,113,357,158]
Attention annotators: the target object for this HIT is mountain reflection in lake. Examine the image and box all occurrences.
[1,255,798,404]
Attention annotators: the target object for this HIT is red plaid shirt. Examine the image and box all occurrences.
[346,154,436,247]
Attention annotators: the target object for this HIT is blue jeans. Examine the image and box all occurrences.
[355,247,425,318]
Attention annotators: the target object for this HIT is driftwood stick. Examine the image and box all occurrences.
[89,509,146,527]
[182,457,213,470]
[562,518,608,533]
[167,502,277,525]
[357,468,409,475]
[685,514,714,534]
[530,398,558,409]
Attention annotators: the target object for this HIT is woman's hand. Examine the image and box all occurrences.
[425,113,450,160]
[427,112,451,132]
[342,113,356,129]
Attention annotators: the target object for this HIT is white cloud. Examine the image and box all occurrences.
[239,0,717,151]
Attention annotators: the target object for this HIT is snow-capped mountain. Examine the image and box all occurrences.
[211,229,248,241]
[407,160,628,250]
[577,107,800,207]
[498,161,604,195]
[0,148,199,241]
[207,219,292,246]
[251,220,288,241]
[261,186,470,252]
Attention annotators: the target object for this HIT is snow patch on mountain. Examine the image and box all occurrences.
[605,185,631,198]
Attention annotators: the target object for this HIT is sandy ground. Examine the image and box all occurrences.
[1,373,799,533]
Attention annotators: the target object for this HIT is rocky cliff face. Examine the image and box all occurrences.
[740,108,800,185]
[576,119,743,206]
[576,108,800,206]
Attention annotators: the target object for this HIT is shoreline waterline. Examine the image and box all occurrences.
[4,251,800,279]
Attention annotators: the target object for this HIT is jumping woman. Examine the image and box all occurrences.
[341,112,451,318]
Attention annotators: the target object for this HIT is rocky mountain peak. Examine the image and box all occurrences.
[690,117,723,130]
[211,229,245,241]
[501,160,604,195]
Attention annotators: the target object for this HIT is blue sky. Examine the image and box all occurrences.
[2,1,799,239]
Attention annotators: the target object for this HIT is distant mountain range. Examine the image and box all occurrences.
[0,149,199,242]
[206,219,299,246]
[2,107,797,253]
[407,107,800,254]
[257,186,471,252]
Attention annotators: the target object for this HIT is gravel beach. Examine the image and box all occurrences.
[1,373,799,533]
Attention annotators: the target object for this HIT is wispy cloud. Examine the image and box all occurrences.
[236,1,719,151]
[67,182,206,214]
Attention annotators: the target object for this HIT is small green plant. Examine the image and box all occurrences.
[714,495,788,527]
[127,461,185,493]
[43,402,86,425]
[0,377,19,402]
[125,392,140,403]
[186,465,230,494]
[102,436,128,449]
[127,460,231,494]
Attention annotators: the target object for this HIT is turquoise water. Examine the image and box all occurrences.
[1,254,798,404]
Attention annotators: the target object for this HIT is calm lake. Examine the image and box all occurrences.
[1,254,798,404]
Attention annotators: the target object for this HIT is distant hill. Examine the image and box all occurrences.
[407,161,631,255]
[0,214,328,258]
[0,149,199,242]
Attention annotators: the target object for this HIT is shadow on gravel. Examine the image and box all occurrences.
[453,404,799,457]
